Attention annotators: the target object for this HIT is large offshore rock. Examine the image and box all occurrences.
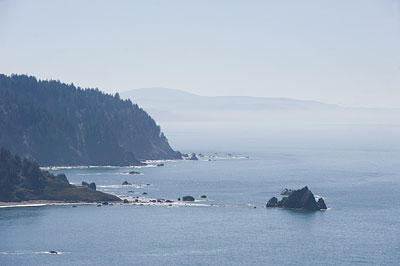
[267,186,327,211]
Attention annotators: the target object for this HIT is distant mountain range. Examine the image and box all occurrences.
[0,75,181,166]
[121,88,399,124]
[121,88,400,152]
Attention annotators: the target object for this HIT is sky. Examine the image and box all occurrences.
[0,0,399,108]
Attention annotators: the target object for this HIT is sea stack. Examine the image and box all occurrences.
[266,186,327,211]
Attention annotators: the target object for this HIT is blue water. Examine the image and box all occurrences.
[1,148,399,265]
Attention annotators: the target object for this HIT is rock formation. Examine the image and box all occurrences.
[280,188,293,195]
[129,171,140,175]
[189,153,198,160]
[82,181,96,190]
[266,196,278,207]
[266,186,327,210]
[182,195,195,201]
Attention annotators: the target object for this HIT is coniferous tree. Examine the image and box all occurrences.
[0,74,181,166]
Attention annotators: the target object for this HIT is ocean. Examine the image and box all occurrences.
[1,147,399,265]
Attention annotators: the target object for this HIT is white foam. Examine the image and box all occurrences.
[142,159,177,163]
[0,204,47,208]
[132,164,158,168]
[41,165,143,171]
[98,184,151,189]
[0,250,69,255]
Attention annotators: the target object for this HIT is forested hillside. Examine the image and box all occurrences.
[0,147,120,202]
[0,74,181,166]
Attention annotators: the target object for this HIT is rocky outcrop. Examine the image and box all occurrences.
[82,181,96,190]
[55,174,69,183]
[129,171,140,175]
[266,186,327,210]
[316,198,327,209]
[266,196,278,207]
[189,153,198,160]
[182,195,195,201]
[280,188,293,195]
[122,181,131,185]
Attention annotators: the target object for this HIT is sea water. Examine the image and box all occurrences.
[1,147,399,265]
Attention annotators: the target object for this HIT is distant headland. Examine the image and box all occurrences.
[0,74,181,166]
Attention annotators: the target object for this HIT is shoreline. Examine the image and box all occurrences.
[0,199,212,209]
[0,200,100,208]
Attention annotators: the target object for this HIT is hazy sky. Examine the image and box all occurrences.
[0,0,399,107]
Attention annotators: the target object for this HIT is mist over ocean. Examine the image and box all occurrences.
[1,130,399,265]
[1,1,399,265]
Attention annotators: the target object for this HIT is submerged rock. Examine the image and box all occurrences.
[266,186,327,211]
[200,195,207,199]
[123,199,129,204]
[157,163,164,167]
[129,171,140,175]
[182,195,195,201]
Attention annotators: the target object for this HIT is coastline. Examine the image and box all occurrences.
[0,200,99,208]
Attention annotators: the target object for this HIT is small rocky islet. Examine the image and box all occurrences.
[266,186,327,211]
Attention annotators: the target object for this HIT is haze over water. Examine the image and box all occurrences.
[1,1,399,265]
[1,136,399,265]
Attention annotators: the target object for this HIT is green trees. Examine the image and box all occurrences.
[0,147,19,201]
[0,74,181,166]
[21,159,46,190]
[0,147,46,201]
[0,147,121,202]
